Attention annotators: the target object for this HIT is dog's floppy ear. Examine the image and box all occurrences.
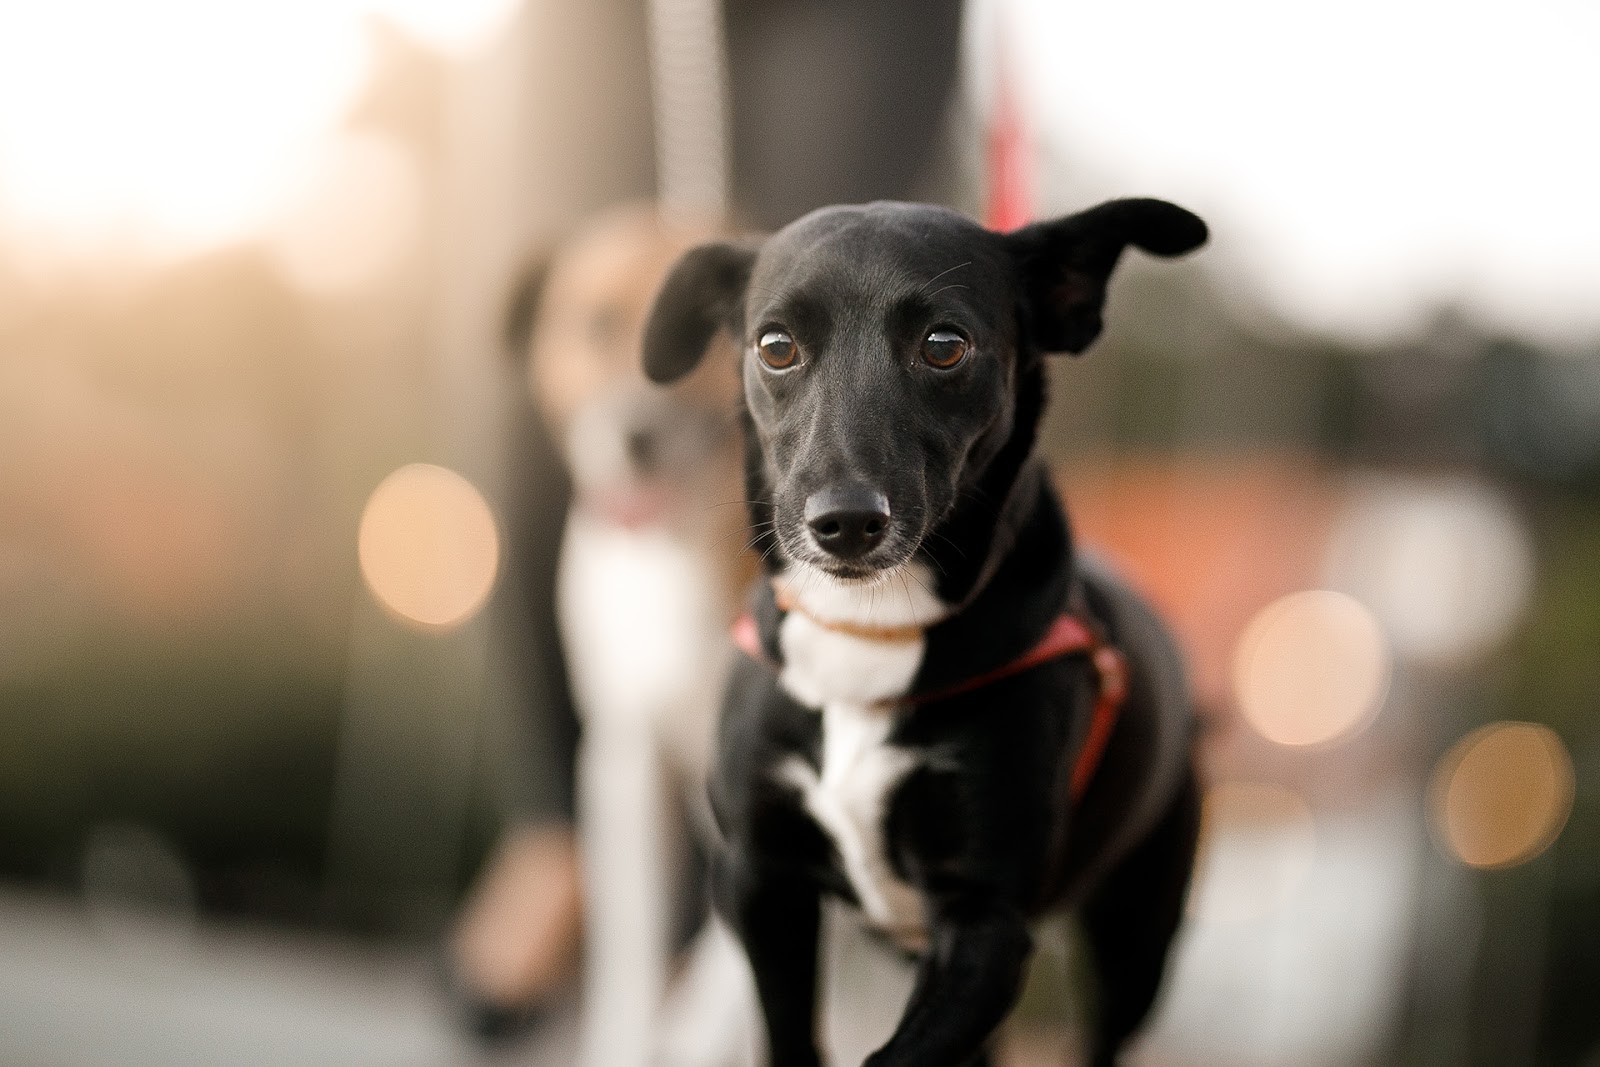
[643,241,758,383]
[1007,198,1207,355]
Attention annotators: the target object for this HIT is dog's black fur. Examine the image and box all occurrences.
[642,199,1207,1067]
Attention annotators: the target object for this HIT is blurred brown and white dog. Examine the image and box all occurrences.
[519,203,756,1067]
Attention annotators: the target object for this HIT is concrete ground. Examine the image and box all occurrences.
[0,887,576,1067]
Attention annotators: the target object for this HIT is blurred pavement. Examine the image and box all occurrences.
[0,887,575,1067]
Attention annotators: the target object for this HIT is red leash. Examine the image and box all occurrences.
[730,610,1127,803]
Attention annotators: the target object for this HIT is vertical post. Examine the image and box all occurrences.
[646,0,731,222]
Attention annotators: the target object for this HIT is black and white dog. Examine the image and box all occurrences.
[641,199,1207,1067]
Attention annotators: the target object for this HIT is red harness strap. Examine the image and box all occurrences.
[730,611,1128,803]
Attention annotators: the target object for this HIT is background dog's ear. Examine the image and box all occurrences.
[503,252,553,365]
[643,241,758,384]
[1007,198,1207,355]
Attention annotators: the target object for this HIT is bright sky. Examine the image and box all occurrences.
[996,0,1600,345]
[0,0,515,267]
[3,0,1595,346]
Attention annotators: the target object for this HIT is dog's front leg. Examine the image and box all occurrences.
[863,899,1033,1067]
[717,856,822,1067]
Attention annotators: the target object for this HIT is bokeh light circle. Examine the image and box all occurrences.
[1430,721,1574,870]
[358,463,500,630]
[1233,589,1391,747]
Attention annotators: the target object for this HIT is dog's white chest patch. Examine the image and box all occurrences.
[774,562,948,708]
[772,563,949,950]
[780,703,926,950]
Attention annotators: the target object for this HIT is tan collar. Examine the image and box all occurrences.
[773,587,925,644]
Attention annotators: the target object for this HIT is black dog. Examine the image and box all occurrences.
[642,198,1207,1067]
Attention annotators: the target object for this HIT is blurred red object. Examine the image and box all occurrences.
[1057,457,1343,716]
[984,30,1031,232]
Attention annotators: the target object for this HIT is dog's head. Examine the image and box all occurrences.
[641,199,1206,583]
[511,203,739,528]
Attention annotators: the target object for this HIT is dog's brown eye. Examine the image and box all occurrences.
[920,328,969,369]
[757,329,798,369]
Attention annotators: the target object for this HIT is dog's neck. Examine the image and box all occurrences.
[913,468,1075,695]
[749,459,1073,709]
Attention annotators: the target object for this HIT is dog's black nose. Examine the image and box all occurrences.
[804,485,891,559]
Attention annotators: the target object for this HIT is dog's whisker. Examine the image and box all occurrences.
[756,537,782,566]
[904,566,937,600]
[718,527,766,553]
[917,260,971,296]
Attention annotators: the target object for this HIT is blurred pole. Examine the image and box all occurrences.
[647,0,730,221]
[980,0,1031,232]
[722,0,964,229]
[432,10,541,487]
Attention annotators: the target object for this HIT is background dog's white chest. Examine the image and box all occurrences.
[558,512,726,764]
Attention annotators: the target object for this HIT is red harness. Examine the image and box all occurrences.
[730,610,1128,803]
